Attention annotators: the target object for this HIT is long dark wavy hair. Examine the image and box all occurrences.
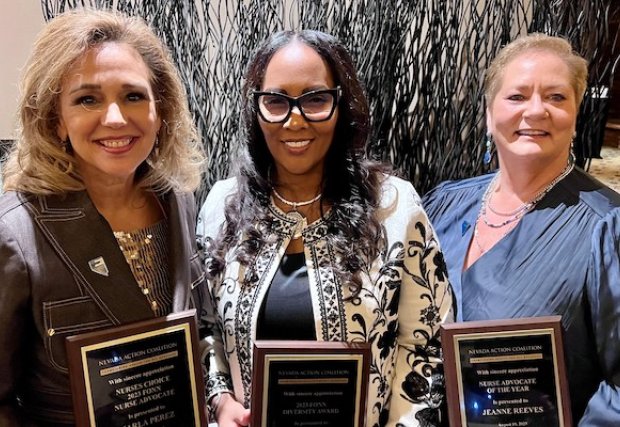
[207,30,387,294]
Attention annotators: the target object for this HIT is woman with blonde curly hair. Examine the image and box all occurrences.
[0,8,207,425]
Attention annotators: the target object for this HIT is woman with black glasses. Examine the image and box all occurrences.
[196,30,453,427]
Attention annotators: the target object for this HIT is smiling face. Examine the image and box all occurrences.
[258,40,338,185]
[56,42,161,187]
[487,50,578,170]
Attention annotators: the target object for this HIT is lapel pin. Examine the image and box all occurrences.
[461,220,471,236]
[88,256,109,277]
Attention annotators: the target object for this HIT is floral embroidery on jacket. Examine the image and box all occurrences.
[198,176,453,426]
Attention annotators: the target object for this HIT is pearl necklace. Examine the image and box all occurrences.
[474,160,574,253]
[271,189,321,239]
[272,188,322,211]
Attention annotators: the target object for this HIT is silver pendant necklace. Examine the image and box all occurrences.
[286,210,307,239]
[270,189,321,239]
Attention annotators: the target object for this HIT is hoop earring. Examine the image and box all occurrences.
[483,132,492,165]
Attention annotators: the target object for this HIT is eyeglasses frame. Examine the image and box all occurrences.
[252,86,342,124]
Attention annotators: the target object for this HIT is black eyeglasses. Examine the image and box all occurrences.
[253,87,341,123]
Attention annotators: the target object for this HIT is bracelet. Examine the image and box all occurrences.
[207,392,227,421]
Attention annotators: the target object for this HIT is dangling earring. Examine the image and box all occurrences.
[569,132,577,164]
[483,132,492,165]
[150,136,160,160]
[60,138,70,153]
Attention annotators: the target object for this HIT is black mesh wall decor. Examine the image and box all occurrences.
[41,0,620,204]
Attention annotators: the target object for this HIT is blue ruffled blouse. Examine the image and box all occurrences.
[423,167,620,426]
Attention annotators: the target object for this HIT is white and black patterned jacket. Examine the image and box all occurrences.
[196,175,454,427]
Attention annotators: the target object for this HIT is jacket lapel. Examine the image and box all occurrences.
[27,192,154,324]
[164,191,191,312]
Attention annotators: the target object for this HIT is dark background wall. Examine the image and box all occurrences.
[603,7,620,147]
[41,0,620,205]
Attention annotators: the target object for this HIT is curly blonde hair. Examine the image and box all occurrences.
[484,33,589,106]
[3,8,205,194]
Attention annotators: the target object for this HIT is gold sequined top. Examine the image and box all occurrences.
[114,220,171,316]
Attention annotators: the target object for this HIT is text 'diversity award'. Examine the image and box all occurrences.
[65,309,206,427]
[441,316,571,427]
[251,341,370,427]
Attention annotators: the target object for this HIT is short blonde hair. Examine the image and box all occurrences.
[484,33,589,106]
[3,8,205,194]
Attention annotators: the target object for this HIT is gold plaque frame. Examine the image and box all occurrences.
[441,316,572,427]
[251,340,370,427]
[65,309,206,427]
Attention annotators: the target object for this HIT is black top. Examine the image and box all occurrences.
[257,252,316,340]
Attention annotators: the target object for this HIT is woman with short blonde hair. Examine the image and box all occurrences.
[424,33,620,424]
